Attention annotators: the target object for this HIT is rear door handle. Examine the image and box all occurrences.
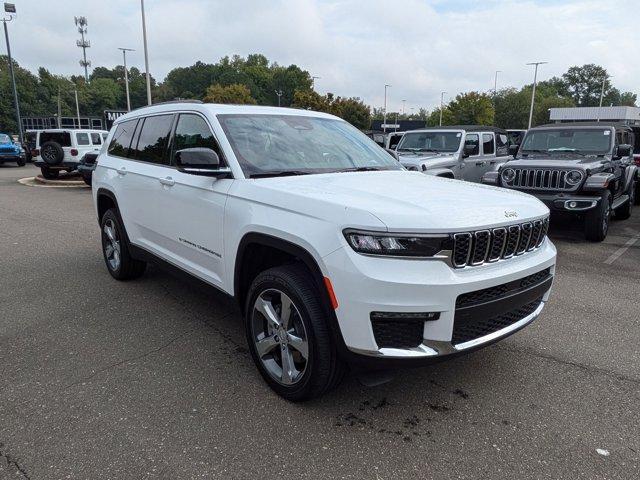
[117,166,127,176]
[159,176,175,187]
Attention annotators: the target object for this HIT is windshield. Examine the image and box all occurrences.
[397,131,461,153]
[217,114,402,177]
[0,134,11,144]
[521,128,612,155]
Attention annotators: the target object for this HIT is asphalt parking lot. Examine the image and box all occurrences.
[1,164,639,480]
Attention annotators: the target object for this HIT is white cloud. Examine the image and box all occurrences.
[5,0,639,111]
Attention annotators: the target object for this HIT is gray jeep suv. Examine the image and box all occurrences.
[396,126,510,183]
[483,122,639,242]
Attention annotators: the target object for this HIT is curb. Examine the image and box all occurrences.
[18,176,90,188]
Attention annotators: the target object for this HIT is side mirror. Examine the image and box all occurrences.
[615,144,631,158]
[462,144,475,158]
[385,148,399,161]
[175,148,230,177]
[508,144,519,157]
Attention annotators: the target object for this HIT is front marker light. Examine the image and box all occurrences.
[344,230,452,257]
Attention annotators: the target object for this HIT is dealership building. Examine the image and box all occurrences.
[549,106,640,126]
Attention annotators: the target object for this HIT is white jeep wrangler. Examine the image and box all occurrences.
[93,103,556,401]
[33,129,108,179]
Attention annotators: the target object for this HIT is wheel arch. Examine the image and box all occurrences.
[96,188,119,224]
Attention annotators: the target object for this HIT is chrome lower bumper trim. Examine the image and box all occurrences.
[349,301,545,359]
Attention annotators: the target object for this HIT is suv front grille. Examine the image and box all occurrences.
[503,168,575,191]
[452,297,543,345]
[452,218,549,268]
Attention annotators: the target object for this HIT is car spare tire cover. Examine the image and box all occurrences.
[41,141,65,165]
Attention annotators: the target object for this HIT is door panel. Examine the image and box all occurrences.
[462,133,482,182]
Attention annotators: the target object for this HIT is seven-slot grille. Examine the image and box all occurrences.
[502,168,576,191]
[452,218,549,268]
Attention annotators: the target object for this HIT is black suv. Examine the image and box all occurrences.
[483,123,638,241]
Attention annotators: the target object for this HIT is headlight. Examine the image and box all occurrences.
[501,168,516,183]
[344,229,452,257]
[566,170,583,185]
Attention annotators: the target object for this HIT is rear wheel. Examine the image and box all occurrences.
[100,209,146,280]
[16,157,26,167]
[40,167,59,179]
[245,264,345,401]
[614,180,635,220]
[585,190,611,242]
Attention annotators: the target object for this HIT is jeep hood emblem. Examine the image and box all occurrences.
[504,210,518,218]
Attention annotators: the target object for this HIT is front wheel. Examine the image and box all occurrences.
[614,180,635,220]
[585,190,611,242]
[100,209,146,280]
[17,157,26,167]
[245,264,345,401]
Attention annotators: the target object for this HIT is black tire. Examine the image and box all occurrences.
[81,173,92,186]
[16,157,26,167]
[245,264,345,401]
[100,208,146,280]
[585,190,611,242]
[40,167,59,180]
[635,180,640,206]
[614,180,635,220]
[40,141,65,165]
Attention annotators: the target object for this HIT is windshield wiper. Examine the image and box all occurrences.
[521,149,550,155]
[249,170,311,178]
[336,166,386,173]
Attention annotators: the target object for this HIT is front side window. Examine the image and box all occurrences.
[217,114,401,177]
[108,120,138,158]
[464,134,479,156]
[90,133,102,145]
[521,128,612,155]
[0,134,10,143]
[171,114,222,162]
[130,114,174,165]
[398,131,461,153]
[482,133,495,155]
[76,133,90,146]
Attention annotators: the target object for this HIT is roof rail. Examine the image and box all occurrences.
[129,99,204,113]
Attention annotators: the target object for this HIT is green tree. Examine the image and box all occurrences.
[292,90,371,129]
[204,83,257,104]
[446,92,494,125]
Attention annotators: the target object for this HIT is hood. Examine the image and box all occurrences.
[397,151,458,171]
[242,171,548,233]
[506,156,607,171]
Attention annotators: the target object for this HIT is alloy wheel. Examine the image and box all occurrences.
[251,289,309,385]
[103,219,121,271]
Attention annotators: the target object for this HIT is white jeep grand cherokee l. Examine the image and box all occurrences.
[92,102,556,401]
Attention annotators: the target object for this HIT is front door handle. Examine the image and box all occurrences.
[489,160,496,165]
[475,161,484,166]
[159,176,175,187]
[117,166,127,176]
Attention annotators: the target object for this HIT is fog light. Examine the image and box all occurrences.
[568,201,577,208]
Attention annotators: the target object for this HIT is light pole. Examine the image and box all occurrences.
[493,70,501,95]
[2,3,22,143]
[526,61,547,129]
[140,0,152,105]
[312,76,320,89]
[118,47,135,111]
[383,84,391,133]
[439,91,447,126]
[597,75,609,122]
[74,88,81,127]
[402,99,406,116]
[275,89,283,107]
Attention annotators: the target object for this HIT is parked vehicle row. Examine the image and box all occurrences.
[92,102,556,401]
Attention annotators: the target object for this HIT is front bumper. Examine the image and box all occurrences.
[323,238,556,364]
[0,153,24,162]
[77,163,96,174]
[533,193,601,212]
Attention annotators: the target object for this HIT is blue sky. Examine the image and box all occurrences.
[5,0,638,111]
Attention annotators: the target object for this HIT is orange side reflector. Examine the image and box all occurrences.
[323,277,339,310]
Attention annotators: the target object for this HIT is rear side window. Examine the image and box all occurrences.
[482,133,495,155]
[39,131,72,147]
[108,120,138,157]
[171,114,223,160]
[90,133,102,145]
[76,133,90,146]
[464,134,479,156]
[131,115,174,165]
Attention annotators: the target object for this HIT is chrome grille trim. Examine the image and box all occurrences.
[451,218,549,268]
[504,168,576,191]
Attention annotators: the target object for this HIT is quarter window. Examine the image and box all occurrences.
[171,114,223,162]
[108,120,138,157]
[76,133,90,146]
[130,114,174,165]
[482,133,495,155]
[90,133,102,145]
[464,134,479,156]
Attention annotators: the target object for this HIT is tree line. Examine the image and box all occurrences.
[0,54,636,134]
